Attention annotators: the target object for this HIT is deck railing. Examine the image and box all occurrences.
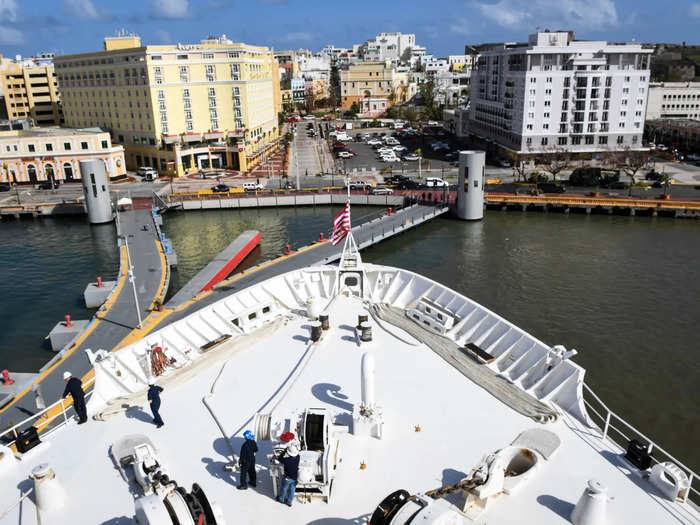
[582,383,699,506]
[0,377,95,448]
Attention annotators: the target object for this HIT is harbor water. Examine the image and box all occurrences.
[0,207,698,472]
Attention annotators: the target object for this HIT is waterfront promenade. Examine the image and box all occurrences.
[0,208,168,434]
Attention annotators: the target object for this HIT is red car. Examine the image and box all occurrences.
[285,116,300,122]
[322,115,334,121]
[333,141,346,148]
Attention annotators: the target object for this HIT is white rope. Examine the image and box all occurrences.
[372,304,558,424]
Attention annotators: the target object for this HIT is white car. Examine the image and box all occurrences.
[425,177,448,187]
[377,147,394,154]
[367,139,382,147]
[242,182,264,191]
[337,151,353,159]
[403,154,421,161]
[371,186,394,195]
[380,155,399,163]
[393,145,407,153]
[657,144,668,151]
[303,115,315,120]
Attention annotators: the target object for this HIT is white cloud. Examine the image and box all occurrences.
[150,0,188,19]
[0,0,23,44]
[64,0,100,19]
[690,3,700,18]
[475,0,619,30]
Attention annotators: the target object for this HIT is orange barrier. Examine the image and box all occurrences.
[485,194,700,210]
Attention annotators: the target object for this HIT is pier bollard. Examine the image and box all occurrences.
[319,232,324,241]
[1,370,14,386]
[388,207,393,216]
[64,315,72,328]
[96,277,103,288]
[284,244,292,256]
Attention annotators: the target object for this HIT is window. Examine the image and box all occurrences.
[620,111,627,117]
[621,99,628,106]
[63,142,71,150]
[528,112,535,119]
[541,137,548,146]
[585,135,594,145]
[177,54,188,60]
[206,65,216,82]
[529,89,536,95]
[543,112,550,118]
[233,86,240,96]
[558,136,567,145]
[530,77,536,83]
[526,137,532,145]
[617,136,624,144]
[561,112,568,122]
[179,66,189,82]
[623,87,629,94]
[571,136,581,145]
[526,124,533,130]
[154,66,163,84]
[81,141,88,150]
[544,100,551,107]
[230,64,239,80]
[599,136,608,145]
[203,53,214,59]
[28,144,35,152]
[228,51,239,58]
[624,76,630,82]
[101,140,108,149]
[619,122,625,128]
[545,89,552,95]
[45,143,53,152]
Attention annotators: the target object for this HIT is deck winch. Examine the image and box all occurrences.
[256,407,346,503]
[110,434,226,525]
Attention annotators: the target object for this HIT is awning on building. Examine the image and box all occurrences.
[182,133,203,143]
[162,134,181,145]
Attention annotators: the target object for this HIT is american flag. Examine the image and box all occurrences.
[331,201,351,245]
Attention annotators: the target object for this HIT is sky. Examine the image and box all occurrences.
[1,0,699,59]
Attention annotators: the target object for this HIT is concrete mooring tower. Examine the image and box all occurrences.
[79,159,113,224]
[457,150,485,221]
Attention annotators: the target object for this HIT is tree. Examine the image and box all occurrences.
[512,153,531,182]
[540,147,572,182]
[403,107,418,125]
[349,102,359,115]
[611,147,652,196]
[420,81,441,120]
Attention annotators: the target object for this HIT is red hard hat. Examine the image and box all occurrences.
[280,432,295,443]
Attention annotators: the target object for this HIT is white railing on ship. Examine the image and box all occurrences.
[582,383,699,505]
[0,377,95,446]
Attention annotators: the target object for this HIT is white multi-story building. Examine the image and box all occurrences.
[447,55,474,71]
[435,71,471,106]
[298,55,331,83]
[361,33,416,64]
[424,59,449,78]
[469,31,652,154]
[646,82,700,120]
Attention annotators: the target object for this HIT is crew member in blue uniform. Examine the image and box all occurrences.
[147,384,164,428]
[238,430,258,489]
[62,371,87,424]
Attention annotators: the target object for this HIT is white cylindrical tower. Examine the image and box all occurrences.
[457,150,485,221]
[361,352,375,406]
[79,159,113,224]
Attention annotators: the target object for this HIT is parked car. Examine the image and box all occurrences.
[371,186,394,195]
[657,144,668,151]
[285,116,300,122]
[402,153,421,161]
[538,183,566,193]
[424,177,448,187]
[337,151,353,159]
[303,115,315,120]
[445,152,459,161]
[0,183,11,192]
[498,159,512,168]
[242,182,263,191]
[395,179,420,190]
[367,139,382,147]
[393,145,407,153]
[384,175,409,184]
[211,184,230,192]
[380,155,399,163]
[346,181,371,190]
[38,180,60,189]
[138,166,158,180]
[322,114,334,121]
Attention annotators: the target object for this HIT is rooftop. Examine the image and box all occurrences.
[0,126,106,139]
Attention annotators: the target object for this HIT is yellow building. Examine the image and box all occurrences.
[0,61,63,126]
[54,34,282,176]
[340,61,412,116]
[0,127,125,184]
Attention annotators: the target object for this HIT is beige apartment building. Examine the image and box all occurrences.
[54,34,281,176]
[0,127,125,184]
[340,61,414,116]
[0,61,63,126]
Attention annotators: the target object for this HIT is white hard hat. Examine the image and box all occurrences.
[63,371,72,380]
[286,443,300,457]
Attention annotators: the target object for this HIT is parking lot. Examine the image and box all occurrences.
[328,127,459,181]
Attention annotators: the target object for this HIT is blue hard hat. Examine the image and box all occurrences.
[243,430,254,440]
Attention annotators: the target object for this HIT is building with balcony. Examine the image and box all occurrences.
[54,34,281,176]
[0,59,63,126]
[360,33,417,64]
[646,82,700,120]
[468,30,652,155]
[0,127,125,184]
[340,61,415,117]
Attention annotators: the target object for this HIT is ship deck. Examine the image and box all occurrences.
[0,293,696,525]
